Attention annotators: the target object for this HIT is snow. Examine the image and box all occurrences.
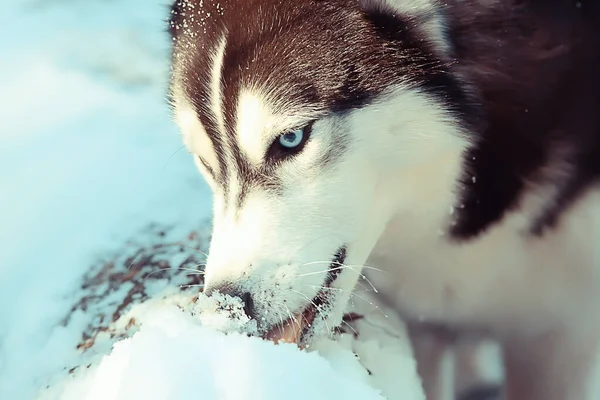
[56,307,384,400]
[38,293,425,400]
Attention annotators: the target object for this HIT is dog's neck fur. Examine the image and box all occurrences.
[446,0,600,238]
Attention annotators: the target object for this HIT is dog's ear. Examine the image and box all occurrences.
[357,0,449,57]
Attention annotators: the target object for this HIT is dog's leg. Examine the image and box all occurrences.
[454,340,483,394]
[503,327,600,400]
[408,323,455,400]
[454,339,503,397]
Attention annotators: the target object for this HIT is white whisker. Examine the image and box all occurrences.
[179,283,205,289]
[299,260,386,274]
[340,319,359,337]
[144,266,206,280]
[337,263,380,293]
[289,289,332,334]
[283,304,302,332]
[296,266,346,278]
[296,263,380,294]
[304,284,388,319]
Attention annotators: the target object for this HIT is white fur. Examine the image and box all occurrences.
[203,90,387,323]
[369,181,600,331]
[210,35,227,136]
[236,91,270,165]
[173,100,219,181]
[170,46,222,181]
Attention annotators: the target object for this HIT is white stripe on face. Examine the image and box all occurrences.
[236,91,271,166]
[210,35,228,137]
[170,32,230,185]
[172,82,221,184]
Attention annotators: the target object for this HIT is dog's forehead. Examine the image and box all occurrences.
[168,0,441,118]
[171,0,353,110]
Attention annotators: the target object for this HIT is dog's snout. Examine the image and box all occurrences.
[205,284,256,320]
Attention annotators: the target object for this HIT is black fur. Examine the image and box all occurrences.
[168,0,600,238]
[324,246,348,287]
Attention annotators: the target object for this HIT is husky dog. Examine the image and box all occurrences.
[167,0,600,399]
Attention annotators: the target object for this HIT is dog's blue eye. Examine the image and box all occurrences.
[279,129,304,148]
[267,122,313,162]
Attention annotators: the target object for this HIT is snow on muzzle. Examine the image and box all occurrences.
[265,246,348,347]
[204,246,348,347]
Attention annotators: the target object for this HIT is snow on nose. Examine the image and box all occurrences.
[204,283,256,320]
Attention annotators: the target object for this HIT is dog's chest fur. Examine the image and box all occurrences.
[368,186,600,336]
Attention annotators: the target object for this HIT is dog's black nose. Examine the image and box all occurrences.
[204,284,256,320]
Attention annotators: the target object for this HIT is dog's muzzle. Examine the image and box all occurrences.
[266,246,347,346]
[204,246,348,346]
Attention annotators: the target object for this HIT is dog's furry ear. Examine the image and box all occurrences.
[358,0,450,57]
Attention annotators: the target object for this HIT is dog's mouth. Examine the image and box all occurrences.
[264,246,347,347]
[264,299,318,346]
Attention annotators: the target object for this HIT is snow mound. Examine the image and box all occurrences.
[58,306,383,400]
[42,292,425,400]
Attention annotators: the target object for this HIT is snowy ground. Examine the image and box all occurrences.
[0,1,427,399]
[37,287,425,400]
